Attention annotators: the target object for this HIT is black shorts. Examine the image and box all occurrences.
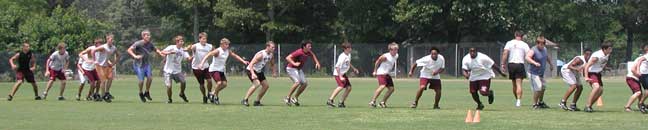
[246,71,266,82]
[508,63,526,80]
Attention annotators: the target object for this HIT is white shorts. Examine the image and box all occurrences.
[529,74,545,92]
[286,67,307,84]
[164,72,186,87]
[78,70,88,84]
[561,70,581,85]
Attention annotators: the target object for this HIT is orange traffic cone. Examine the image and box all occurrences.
[596,97,604,107]
[465,110,473,123]
[472,110,481,123]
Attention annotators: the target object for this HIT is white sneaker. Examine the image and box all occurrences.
[515,99,521,107]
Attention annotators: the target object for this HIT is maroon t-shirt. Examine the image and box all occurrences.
[286,48,312,69]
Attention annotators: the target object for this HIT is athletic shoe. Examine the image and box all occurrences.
[94,94,103,102]
[107,93,114,100]
[85,96,92,101]
[559,101,568,110]
[476,104,484,110]
[488,90,494,104]
[379,102,387,108]
[57,96,65,101]
[253,101,263,106]
[539,101,550,109]
[410,102,418,108]
[369,101,377,108]
[515,99,521,107]
[144,92,152,101]
[179,94,188,102]
[167,99,173,104]
[639,105,647,113]
[41,93,47,100]
[138,93,146,102]
[326,99,336,107]
[625,107,633,112]
[213,97,220,105]
[291,98,300,106]
[584,107,593,113]
[202,96,208,104]
[75,95,80,101]
[433,105,441,109]
[284,97,292,106]
[34,96,42,100]
[532,104,540,110]
[103,94,112,103]
[338,102,346,108]
[569,104,581,111]
[7,95,13,101]
[241,99,249,106]
[208,94,214,103]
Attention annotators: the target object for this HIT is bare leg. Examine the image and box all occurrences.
[370,85,386,102]
[329,87,344,100]
[256,81,270,101]
[244,80,261,100]
[286,82,300,98]
[340,87,352,103]
[294,83,308,99]
[58,80,66,97]
[382,87,395,103]
[9,80,24,96]
[413,86,425,104]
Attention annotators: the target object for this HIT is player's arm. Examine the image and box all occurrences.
[79,48,93,62]
[546,52,554,71]
[199,49,219,69]
[525,50,539,67]
[9,53,19,70]
[500,49,510,71]
[310,52,321,70]
[408,63,417,77]
[583,57,598,81]
[372,56,386,76]
[567,58,581,72]
[230,51,249,65]
[247,53,262,79]
[285,54,299,67]
[127,45,141,59]
[270,54,277,77]
[30,53,36,71]
[349,62,359,74]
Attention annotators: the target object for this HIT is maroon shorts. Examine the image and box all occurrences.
[83,69,99,83]
[48,68,66,81]
[419,78,441,90]
[211,71,227,82]
[16,69,36,83]
[587,72,603,86]
[334,74,351,88]
[626,77,641,93]
[246,71,267,82]
[193,68,211,85]
[376,75,394,87]
[469,79,491,95]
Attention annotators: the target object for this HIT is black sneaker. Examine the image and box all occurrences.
[138,93,146,102]
[283,97,292,106]
[291,98,300,106]
[57,96,65,101]
[107,93,114,100]
[253,101,263,106]
[639,104,647,113]
[338,102,346,108]
[488,90,494,104]
[532,104,540,110]
[144,92,152,101]
[241,99,249,106]
[75,95,80,101]
[94,93,102,102]
[7,95,13,101]
[379,102,387,108]
[202,96,208,104]
[326,99,336,107]
[85,96,92,101]
[167,99,173,104]
[179,94,188,102]
[539,102,550,109]
[559,101,568,110]
[208,94,214,103]
[476,104,484,110]
[584,107,594,113]
[34,96,42,100]
[569,104,581,111]
[103,94,112,103]
[410,102,418,108]
[213,97,220,105]
[369,101,377,108]
[433,105,440,109]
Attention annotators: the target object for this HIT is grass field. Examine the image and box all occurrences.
[1,76,647,130]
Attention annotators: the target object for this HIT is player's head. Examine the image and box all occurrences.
[56,42,66,54]
[601,41,613,55]
[536,35,546,49]
[199,32,207,44]
[94,37,104,46]
[265,41,276,53]
[220,38,230,49]
[583,48,593,60]
[301,40,313,52]
[341,42,352,53]
[174,35,184,46]
[430,47,439,60]
[469,47,477,59]
[141,29,151,42]
[642,44,648,53]
[514,30,524,38]
[22,41,30,52]
[388,42,399,55]
[105,33,114,44]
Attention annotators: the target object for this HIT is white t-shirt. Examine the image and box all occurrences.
[587,50,609,73]
[163,45,190,74]
[640,55,648,74]
[333,52,351,76]
[191,43,212,70]
[503,39,530,64]
[95,44,116,67]
[209,47,229,72]
[627,61,638,80]
[80,46,96,71]
[48,51,69,71]
[376,53,398,76]
[462,52,495,81]
[561,56,586,71]
[416,55,445,79]
[250,49,272,73]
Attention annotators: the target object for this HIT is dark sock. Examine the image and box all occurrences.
[471,92,482,104]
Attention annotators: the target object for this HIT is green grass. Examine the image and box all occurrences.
[1,76,647,130]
